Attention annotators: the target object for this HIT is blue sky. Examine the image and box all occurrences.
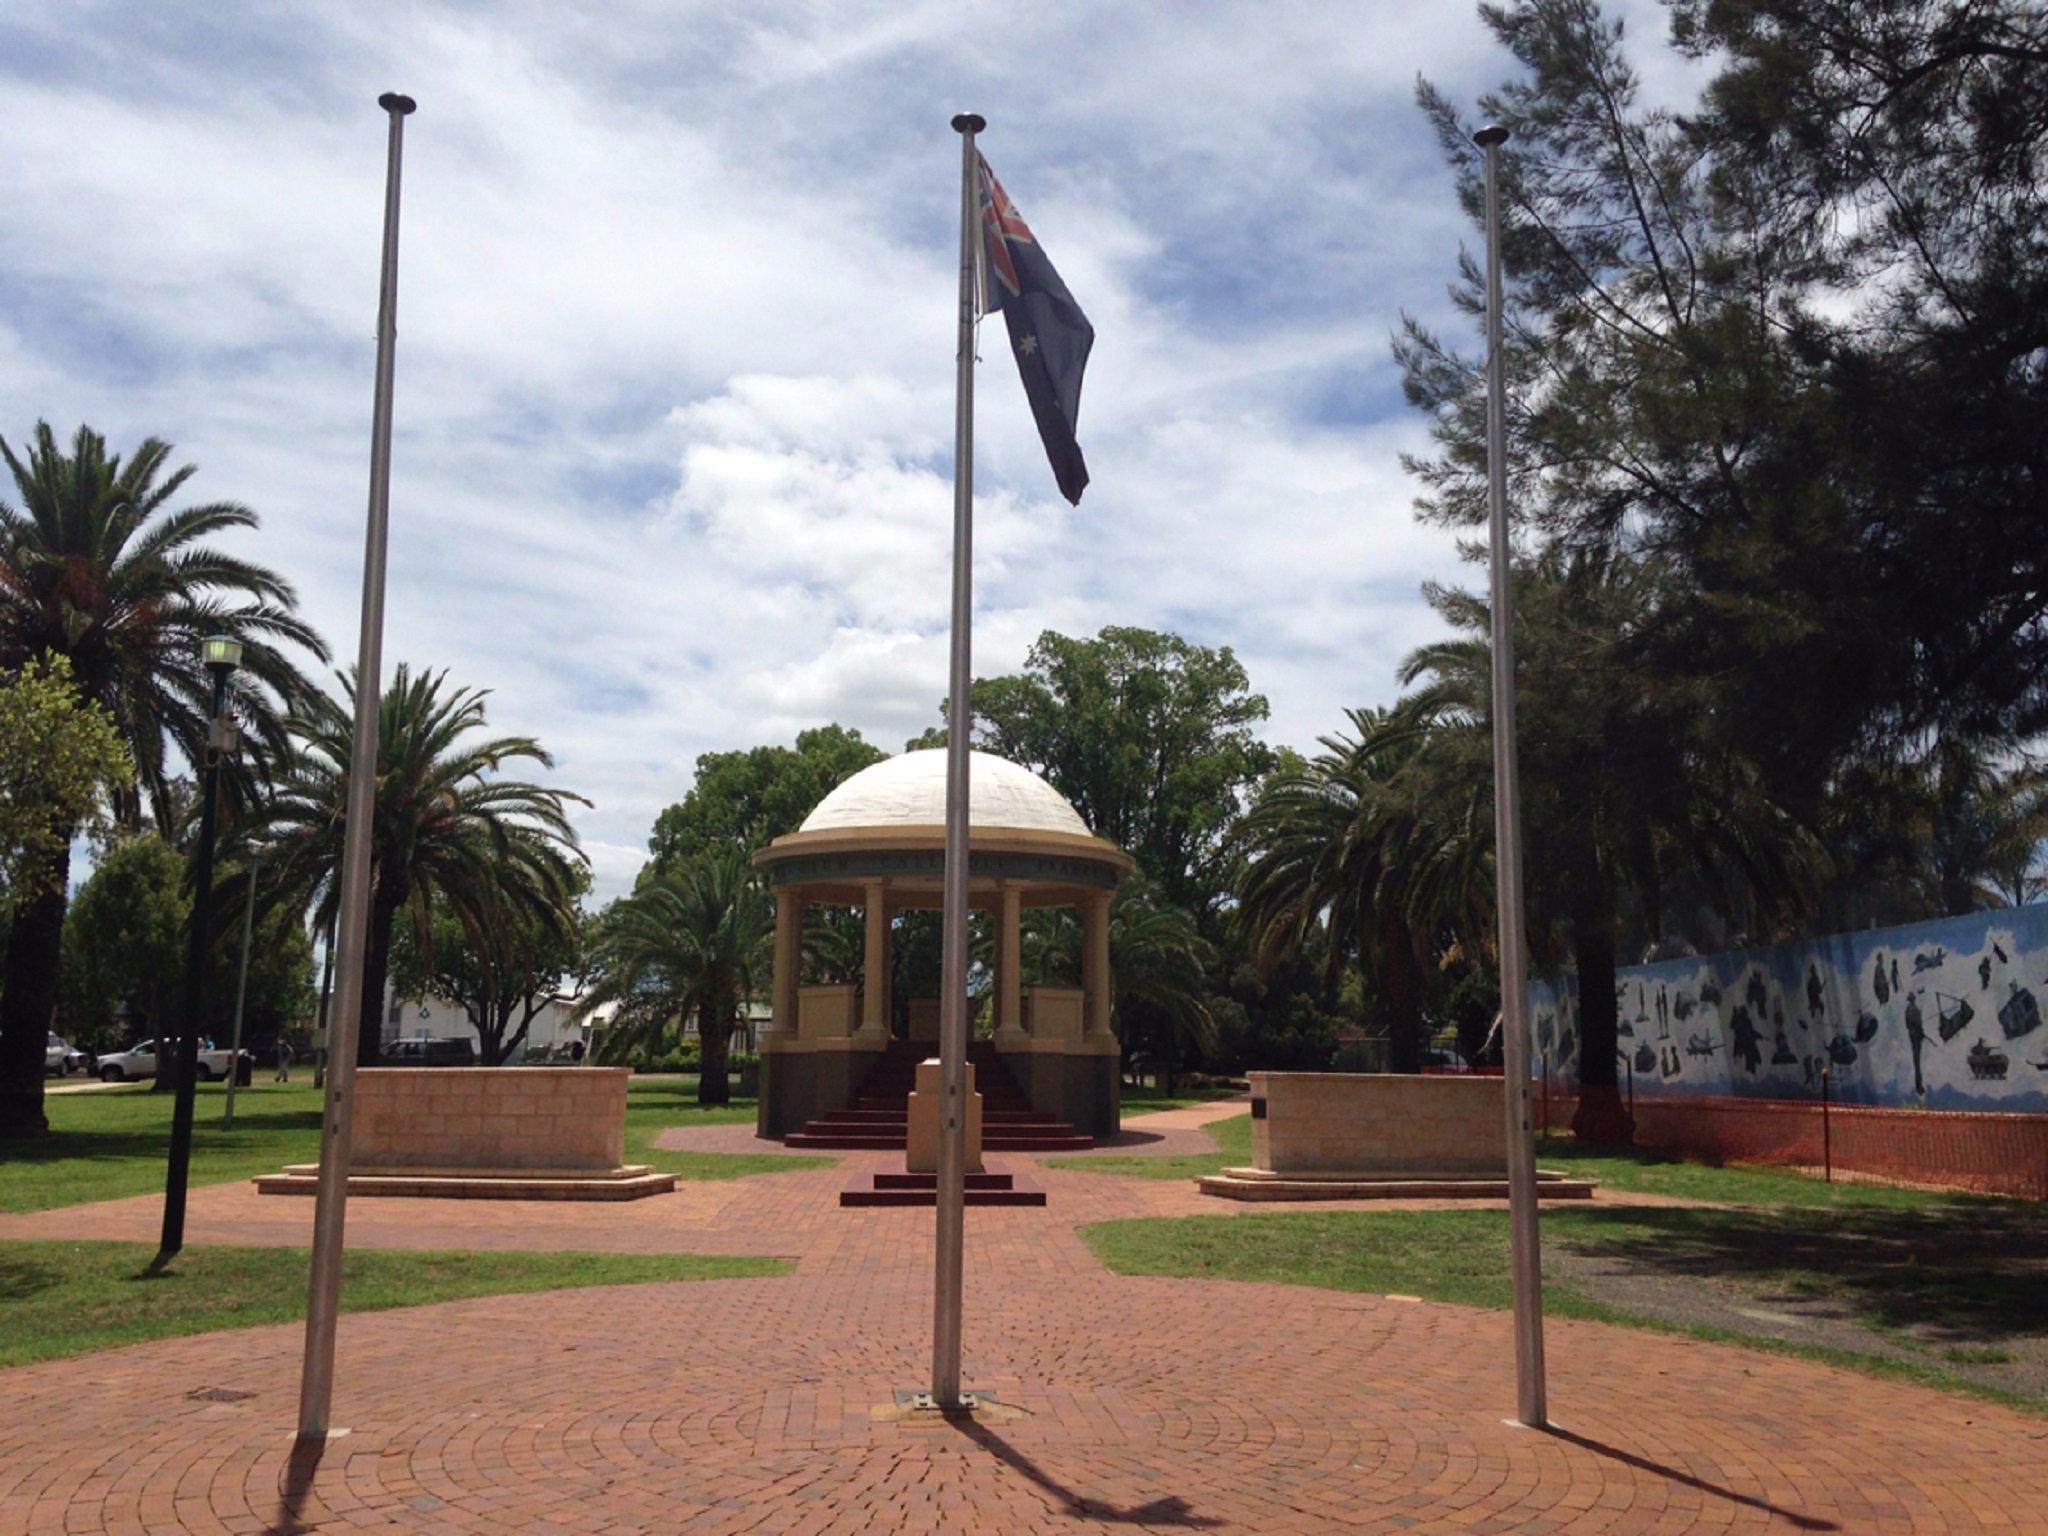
[0,1,1695,899]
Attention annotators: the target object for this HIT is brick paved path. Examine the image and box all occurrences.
[2,1113,2042,1533]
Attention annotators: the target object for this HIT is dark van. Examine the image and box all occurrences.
[379,1036,477,1067]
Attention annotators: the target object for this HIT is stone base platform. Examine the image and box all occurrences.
[1196,1166,1595,1202]
[839,1164,1045,1208]
[254,1163,677,1201]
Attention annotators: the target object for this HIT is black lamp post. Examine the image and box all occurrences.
[153,633,242,1271]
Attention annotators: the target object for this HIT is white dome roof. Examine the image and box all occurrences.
[799,750,1091,837]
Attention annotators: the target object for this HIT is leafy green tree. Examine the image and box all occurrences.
[389,863,591,1066]
[574,846,769,1104]
[56,834,182,1049]
[1406,0,2048,824]
[256,666,585,1066]
[0,655,129,912]
[0,424,321,1137]
[917,627,1273,913]
[58,833,313,1057]
[648,725,884,869]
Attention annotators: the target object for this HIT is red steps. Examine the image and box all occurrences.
[839,1164,1047,1207]
[784,1043,1093,1154]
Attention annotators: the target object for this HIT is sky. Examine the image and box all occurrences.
[0,1,1698,902]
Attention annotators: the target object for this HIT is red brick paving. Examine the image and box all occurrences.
[1,1109,2042,1533]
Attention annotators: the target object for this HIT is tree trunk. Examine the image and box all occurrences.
[698,1007,731,1105]
[1384,936,1423,1074]
[0,839,72,1138]
[356,884,401,1068]
[1568,912,1635,1146]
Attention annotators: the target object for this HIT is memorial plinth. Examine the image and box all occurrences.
[1197,1071,1594,1201]
[906,1058,982,1173]
[839,1057,1046,1206]
[255,1067,676,1200]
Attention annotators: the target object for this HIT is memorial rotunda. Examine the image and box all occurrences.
[752,749,1132,1140]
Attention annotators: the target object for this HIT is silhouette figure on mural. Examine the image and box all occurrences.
[1807,964,1825,1018]
[1980,955,1994,991]
[1914,948,1947,974]
[1904,992,1928,1095]
[1731,1006,1764,1074]
[1771,1024,1798,1067]
[1872,952,1891,1005]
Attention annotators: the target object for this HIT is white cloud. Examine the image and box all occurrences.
[0,0,1693,900]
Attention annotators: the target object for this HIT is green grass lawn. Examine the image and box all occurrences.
[2,1076,825,1215]
[1531,1134,1977,1210]
[1043,1109,1251,1179]
[0,1239,788,1370]
[621,1077,834,1180]
[1082,1183,2048,1413]
[1118,1082,1246,1112]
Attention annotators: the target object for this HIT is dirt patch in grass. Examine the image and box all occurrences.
[1543,1202,2048,1405]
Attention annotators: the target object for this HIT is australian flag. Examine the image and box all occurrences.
[977,155,1093,504]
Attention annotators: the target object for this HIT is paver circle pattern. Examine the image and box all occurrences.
[1,1110,2043,1533]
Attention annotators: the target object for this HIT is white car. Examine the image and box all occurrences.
[96,1039,245,1083]
[45,1033,88,1077]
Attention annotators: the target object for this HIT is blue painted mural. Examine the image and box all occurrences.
[1529,904,2048,1113]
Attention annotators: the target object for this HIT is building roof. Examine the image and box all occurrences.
[798,749,1092,837]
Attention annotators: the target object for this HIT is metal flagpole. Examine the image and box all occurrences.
[297,89,415,1442]
[1477,121,1547,1429]
[223,850,259,1128]
[931,109,984,1411]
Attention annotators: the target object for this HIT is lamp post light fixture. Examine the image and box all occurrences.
[152,633,243,1271]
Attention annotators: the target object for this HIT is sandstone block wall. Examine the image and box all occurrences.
[353,1067,629,1172]
[1250,1071,1507,1176]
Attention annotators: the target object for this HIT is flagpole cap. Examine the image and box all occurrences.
[1474,123,1509,147]
[379,92,418,116]
[951,113,985,135]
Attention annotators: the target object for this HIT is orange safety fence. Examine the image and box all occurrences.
[1541,1088,2048,1199]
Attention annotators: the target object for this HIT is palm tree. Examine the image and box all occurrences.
[1236,703,1491,1074]
[574,845,770,1104]
[1393,550,1819,1139]
[1021,875,1219,1087]
[0,424,322,1137]
[256,665,585,1066]
[1920,742,2048,915]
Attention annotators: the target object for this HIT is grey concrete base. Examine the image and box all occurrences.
[757,1046,885,1137]
[998,1048,1120,1139]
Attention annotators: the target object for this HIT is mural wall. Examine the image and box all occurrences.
[1530,904,2048,1113]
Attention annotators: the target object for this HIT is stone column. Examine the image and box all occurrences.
[1082,890,1113,1038]
[993,883,1025,1043]
[772,887,803,1039]
[860,880,891,1042]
